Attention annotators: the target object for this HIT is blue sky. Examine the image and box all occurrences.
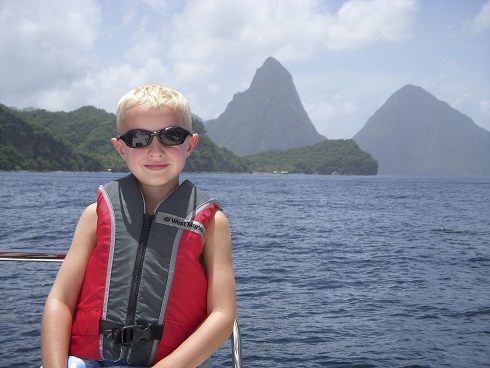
[1,0,489,139]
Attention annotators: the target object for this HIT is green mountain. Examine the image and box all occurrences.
[24,106,122,170]
[26,106,117,156]
[23,106,247,172]
[1,97,377,175]
[0,104,102,171]
[353,85,490,176]
[205,57,326,156]
[245,139,378,175]
[0,104,249,172]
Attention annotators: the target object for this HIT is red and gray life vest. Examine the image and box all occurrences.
[69,174,222,366]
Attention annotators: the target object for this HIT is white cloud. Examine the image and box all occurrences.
[122,16,167,66]
[480,100,490,115]
[169,0,418,64]
[0,0,101,107]
[35,64,136,112]
[325,0,418,51]
[472,0,490,33]
[0,0,419,114]
[163,0,419,120]
[306,97,358,138]
[0,0,487,137]
[306,96,357,121]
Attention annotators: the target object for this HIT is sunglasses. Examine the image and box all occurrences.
[115,127,193,148]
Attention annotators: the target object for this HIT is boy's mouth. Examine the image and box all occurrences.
[145,164,168,171]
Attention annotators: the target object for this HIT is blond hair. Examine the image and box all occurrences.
[116,84,192,132]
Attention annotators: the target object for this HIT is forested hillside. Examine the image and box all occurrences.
[0,104,102,171]
[24,106,122,170]
[23,107,248,172]
[0,104,377,175]
[245,139,378,175]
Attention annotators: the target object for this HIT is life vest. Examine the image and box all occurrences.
[69,174,222,366]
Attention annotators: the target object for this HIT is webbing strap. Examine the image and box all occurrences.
[99,320,164,347]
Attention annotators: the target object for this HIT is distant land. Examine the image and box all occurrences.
[0,104,247,173]
[205,57,325,156]
[353,85,490,176]
[0,105,102,171]
[205,57,489,176]
[244,139,377,175]
[0,103,375,175]
[3,57,488,176]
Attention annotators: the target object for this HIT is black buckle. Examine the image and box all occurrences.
[114,324,152,346]
[99,319,164,347]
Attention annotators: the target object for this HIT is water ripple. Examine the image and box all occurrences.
[1,173,489,367]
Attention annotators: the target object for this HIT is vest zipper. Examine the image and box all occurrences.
[126,214,153,326]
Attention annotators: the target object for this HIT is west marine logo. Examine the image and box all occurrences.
[156,213,205,236]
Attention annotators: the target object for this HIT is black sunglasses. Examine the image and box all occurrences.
[116,127,193,148]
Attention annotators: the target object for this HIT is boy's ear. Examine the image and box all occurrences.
[185,133,199,158]
[111,137,126,159]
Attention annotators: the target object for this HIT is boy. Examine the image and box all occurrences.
[41,84,236,368]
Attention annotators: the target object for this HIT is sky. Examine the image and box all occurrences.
[1,0,489,139]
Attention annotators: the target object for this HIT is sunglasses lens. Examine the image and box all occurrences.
[125,130,151,147]
[118,127,191,147]
[159,128,189,146]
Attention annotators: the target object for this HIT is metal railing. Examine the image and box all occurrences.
[231,319,243,368]
[1,252,244,367]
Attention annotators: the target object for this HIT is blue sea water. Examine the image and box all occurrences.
[0,172,489,367]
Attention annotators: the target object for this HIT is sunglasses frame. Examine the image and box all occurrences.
[116,126,193,148]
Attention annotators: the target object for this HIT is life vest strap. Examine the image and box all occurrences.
[99,320,164,347]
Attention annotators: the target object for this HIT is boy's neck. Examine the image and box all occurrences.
[139,177,180,215]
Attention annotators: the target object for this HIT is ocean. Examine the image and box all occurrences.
[0,172,489,367]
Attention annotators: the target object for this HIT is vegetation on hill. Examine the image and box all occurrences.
[0,104,377,175]
[0,105,102,171]
[245,139,378,175]
[24,106,125,171]
[185,119,248,172]
[22,107,248,172]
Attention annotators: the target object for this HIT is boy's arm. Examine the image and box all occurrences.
[153,210,237,368]
[41,203,98,368]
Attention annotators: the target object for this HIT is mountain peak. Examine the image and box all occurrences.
[399,84,425,93]
[393,84,441,105]
[250,57,292,90]
[205,57,325,156]
[353,84,490,175]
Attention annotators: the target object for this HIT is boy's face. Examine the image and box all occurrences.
[112,104,198,195]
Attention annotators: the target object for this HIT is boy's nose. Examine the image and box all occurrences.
[147,137,166,155]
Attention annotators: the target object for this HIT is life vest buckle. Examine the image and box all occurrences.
[115,324,152,346]
[99,319,164,347]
